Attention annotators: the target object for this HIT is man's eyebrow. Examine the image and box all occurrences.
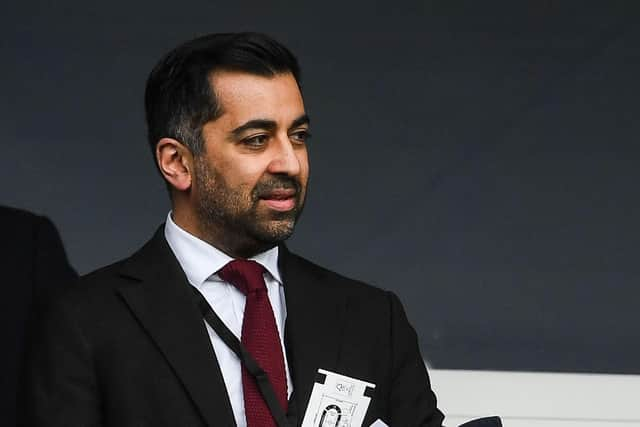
[229,114,310,139]
[230,119,277,138]
[290,114,310,130]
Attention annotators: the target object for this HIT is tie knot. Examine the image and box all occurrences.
[218,259,266,295]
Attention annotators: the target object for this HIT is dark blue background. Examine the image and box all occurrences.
[2,2,638,373]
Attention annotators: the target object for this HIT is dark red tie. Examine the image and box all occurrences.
[218,260,288,427]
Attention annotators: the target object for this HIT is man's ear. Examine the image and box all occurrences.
[156,138,193,191]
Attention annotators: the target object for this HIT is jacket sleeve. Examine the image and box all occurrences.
[15,213,81,426]
[32,215,78,307]
[387,291,445,427]
[21,293,102,427]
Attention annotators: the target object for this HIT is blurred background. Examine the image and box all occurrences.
[2,1,638,375]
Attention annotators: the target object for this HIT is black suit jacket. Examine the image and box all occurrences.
[0,206,77,426]
[24,227,444,426]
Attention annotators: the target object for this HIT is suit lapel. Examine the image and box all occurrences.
[117,228,236,427]
[279,246,348,420]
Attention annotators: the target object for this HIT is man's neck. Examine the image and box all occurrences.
[170,210,273,259]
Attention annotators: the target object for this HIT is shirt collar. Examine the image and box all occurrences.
[164,212,282,288]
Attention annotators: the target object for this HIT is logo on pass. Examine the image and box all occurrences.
[335,381,355,396]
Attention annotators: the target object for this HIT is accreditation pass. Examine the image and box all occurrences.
[301,369,376,427]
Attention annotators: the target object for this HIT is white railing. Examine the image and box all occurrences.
[428,369,640,426]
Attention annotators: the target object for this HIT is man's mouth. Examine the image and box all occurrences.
[259,188,297,212]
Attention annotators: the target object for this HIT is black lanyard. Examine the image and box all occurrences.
[191,287,292,427]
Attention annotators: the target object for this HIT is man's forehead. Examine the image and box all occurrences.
[209,70,305,127]
[209,70,300,101]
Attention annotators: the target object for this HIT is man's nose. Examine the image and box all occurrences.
[267,135,302,176]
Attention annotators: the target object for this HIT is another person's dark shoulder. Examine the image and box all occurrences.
[0,205,77,304]
[1,206,77,426]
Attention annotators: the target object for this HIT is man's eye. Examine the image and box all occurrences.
[290,130,311,144]
[243,134,269,147]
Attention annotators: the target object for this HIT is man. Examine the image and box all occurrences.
[24,33,444,426]
[0,206,77,426]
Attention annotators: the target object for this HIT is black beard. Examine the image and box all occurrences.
[193,159,305,256]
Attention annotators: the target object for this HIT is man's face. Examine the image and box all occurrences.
[191,71,309,255]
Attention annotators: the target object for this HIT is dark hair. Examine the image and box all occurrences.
[144,32,301,155]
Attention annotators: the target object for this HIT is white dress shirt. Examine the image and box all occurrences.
[164,213,293,427]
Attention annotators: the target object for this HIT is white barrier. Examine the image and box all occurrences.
[428,369,640,426]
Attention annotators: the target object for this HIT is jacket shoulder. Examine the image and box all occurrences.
[0,205,41,224]
[0,205,54,240]
[78,227,165,290]
[80,259,130,286]
[43,259,127,305]
[284,250,391,301]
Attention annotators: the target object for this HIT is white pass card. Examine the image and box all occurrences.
[301,369,376,427]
